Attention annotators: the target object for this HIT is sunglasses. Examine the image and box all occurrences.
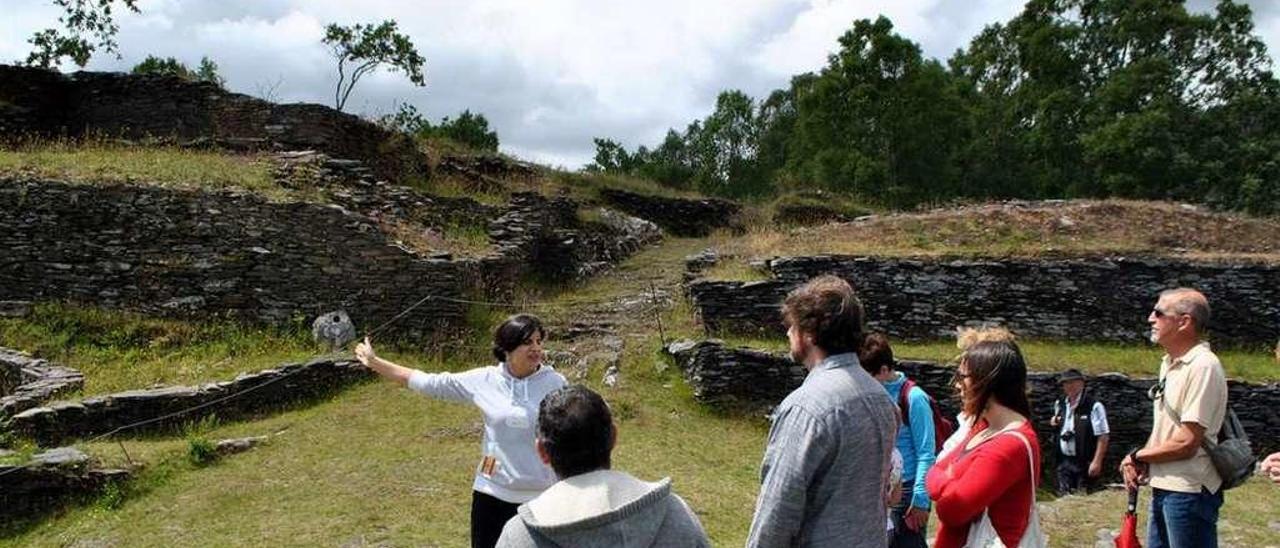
[1147,379,1165,401]
[1152,308,1183,319]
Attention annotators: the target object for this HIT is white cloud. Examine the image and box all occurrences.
[3,0,1279,168]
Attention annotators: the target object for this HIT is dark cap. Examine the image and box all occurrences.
[1058,368,1085,383]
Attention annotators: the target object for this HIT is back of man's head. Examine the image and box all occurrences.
[782,274,865,356]
[537,384,614,479]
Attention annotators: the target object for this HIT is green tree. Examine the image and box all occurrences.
[788,17,968,206]
[24,0,140,69]
[322,20,426,112]
[131,55,224,87]
[587,138,634,173]
[436,110,499,152]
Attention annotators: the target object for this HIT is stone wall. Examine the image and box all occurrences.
[599,188,741,237]
[488,192,662,283]
[0,447,130,520]
[689,255,1280,347]
[0,65,425,182]
[0,348,83,422]
[8,358,372,446]
[0,177,465,336]
[665,339,1280,481]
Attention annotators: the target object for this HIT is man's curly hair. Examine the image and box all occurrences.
[781,275,865,356]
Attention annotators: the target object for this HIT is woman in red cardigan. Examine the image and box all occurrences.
[926,340,1041,547]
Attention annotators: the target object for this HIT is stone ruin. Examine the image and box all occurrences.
[0,346,375,521]
[686,252,1280,348]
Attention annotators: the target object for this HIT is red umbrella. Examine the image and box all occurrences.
[1115,488,1142,548]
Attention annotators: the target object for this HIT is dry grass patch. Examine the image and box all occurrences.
[0,141,294,201]
[708,200,1280,268]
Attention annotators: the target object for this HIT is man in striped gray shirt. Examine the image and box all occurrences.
[747,275,900,547]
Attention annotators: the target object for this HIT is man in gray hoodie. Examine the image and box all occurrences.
[496,385,710,548]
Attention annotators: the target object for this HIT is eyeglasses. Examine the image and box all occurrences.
[1152,308,1183,319]
[952,370,972,383]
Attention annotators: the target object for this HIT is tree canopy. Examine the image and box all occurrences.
[323,20,426,112]
[589,1,1280,214]
[24,0,140,69]
[131,55,225,88]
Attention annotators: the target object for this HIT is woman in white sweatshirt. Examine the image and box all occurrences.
[355,314,567,548]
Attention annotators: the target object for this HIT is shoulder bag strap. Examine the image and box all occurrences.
[1156,379,1218,450]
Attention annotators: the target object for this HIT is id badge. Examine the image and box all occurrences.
[479,455,499,478]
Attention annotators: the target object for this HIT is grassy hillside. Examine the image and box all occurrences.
[3,141,1278,546]
[708,200,1280,276]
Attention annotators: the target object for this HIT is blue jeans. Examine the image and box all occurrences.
[1148,487,1223,548]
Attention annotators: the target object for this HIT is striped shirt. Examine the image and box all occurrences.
[746,352,901,547]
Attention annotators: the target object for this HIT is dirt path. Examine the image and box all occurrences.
[538,237,707,383]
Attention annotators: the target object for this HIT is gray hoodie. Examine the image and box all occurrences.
[495,470,711,548]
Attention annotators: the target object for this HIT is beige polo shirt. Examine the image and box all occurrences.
[1147,341,1228,494]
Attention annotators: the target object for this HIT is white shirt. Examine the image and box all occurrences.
[408,362,566,503]
[1056,395,1109,457]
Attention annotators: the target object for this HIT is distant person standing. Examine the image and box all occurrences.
[746,275,899,548]
[1050,368,1110,495]
[860,333,936,548]
[1119,288,1228,548]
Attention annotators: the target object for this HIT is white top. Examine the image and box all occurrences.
[408,363,567,503]
[1056,396,1110,457]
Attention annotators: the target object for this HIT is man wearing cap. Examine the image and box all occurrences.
[1050,368,1110,495]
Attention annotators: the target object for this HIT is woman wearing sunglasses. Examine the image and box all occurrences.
[926,340,1044,547]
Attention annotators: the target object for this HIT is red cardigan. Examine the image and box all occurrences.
[926,419,1040,548]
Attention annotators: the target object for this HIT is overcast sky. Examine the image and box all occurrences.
[3,0,1278,168]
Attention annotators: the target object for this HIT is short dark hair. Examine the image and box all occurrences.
[960,340,1033,421]
[537,385,613,479]
[858,332,895,375]
[781,275,865,356]
[492,314,547,362]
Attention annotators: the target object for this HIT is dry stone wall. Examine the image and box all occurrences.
[599,188,741,237]
[0,447,130,520]
[0,65,425,182]
[0,177,465,336]
[665,339,1280,482]
[689,255,1280,347]
[0,349,84,422]
[8,358,371,447]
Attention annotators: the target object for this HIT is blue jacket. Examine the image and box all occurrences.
[883,372,937,510]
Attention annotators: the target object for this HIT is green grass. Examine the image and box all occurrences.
[3,240,1277,546]
[0,141,290,201]
[0,304,319,396]
[716,337,1280,383]
[552,170,705,202]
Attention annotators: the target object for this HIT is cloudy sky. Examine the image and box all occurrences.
[3,0,1279,168]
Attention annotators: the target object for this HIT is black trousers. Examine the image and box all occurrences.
[1056,458,1087,495]
[471,490,521,548]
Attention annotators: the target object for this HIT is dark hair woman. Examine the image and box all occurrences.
[355,314,566,548]
[925,340,1043,548]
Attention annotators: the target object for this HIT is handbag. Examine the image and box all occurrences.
[1155,382,1255,490]
[964,429,1047,548]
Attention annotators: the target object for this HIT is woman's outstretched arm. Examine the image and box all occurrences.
[354,337,415,386]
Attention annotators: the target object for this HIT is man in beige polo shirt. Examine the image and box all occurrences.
[1119,288,1227,548]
